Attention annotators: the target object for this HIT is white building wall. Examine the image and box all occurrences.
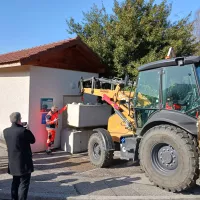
[29,66,98,152]
[0,70,30,140]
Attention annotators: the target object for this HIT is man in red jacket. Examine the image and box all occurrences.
[45,105,67,154]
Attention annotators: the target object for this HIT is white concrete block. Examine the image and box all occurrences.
[67,104,112,127]
[61,128,93,153]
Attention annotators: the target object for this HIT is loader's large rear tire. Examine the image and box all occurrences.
[139,125,199,192]
[88,132,114,168]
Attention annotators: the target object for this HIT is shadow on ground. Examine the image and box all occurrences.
[111,158,140,169]
[0,149,142,197]
[181,184,200,195]
[32,150,139,172]
[0,156,8,174]
[32,151,93,171]
[1,149,200,197]
[0,171,140,197]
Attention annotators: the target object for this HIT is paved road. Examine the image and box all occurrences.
[1,146,200,200]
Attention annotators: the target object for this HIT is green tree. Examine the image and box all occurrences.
[67,0,198,79]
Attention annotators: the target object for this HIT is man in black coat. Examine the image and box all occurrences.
[3,112,35,200]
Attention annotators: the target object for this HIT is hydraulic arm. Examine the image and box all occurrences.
[79,76,136,130]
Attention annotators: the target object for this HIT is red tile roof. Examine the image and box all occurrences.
[0,37,78,65]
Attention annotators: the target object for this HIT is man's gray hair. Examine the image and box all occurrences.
[10,112,21,123]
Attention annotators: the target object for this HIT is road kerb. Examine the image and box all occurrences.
[1,191,200,200]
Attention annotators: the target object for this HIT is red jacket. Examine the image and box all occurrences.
[45,105,67,129]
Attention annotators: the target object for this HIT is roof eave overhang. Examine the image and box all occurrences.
[0,61,21,68]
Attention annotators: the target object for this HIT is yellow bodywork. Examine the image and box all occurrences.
[82,85,151,142]
[107,113,134,143]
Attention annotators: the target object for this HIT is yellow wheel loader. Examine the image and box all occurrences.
[79,54,200,192]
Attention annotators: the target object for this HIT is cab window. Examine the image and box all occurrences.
[162,65,198,114]
[135,69,160,109]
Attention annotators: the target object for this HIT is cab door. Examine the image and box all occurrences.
[133,69,161,128]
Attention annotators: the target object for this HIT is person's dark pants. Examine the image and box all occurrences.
[11,173,31,200]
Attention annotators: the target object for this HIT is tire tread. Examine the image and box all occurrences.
[139,124,199,192]
[88,132,114,168]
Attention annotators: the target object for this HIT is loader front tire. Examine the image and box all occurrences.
[139,125,199,192]
[88,132,114,168]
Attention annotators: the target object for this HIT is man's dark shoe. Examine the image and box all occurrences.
[45,149,52,155]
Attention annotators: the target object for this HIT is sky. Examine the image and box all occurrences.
[0,0,199,54]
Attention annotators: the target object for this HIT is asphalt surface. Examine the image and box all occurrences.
[1,146,200,200]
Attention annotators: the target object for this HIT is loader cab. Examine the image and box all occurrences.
[134,56,200,129]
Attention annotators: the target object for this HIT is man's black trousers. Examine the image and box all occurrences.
[11,173,31,200]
